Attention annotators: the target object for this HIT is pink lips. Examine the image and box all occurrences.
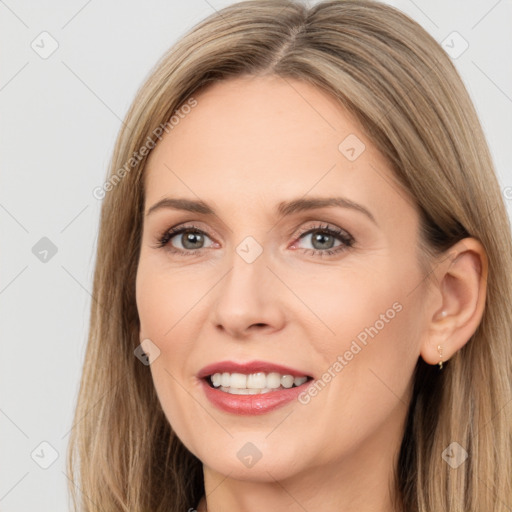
[197,360,313,415]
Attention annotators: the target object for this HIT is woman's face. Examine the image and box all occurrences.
[136,75,430,482]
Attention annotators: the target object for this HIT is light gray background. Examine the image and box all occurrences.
[1,0,511,510]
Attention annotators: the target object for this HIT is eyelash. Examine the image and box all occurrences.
[154,222,355,258]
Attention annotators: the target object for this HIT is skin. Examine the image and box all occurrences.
[135,75,487,511]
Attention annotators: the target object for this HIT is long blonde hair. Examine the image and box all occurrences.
[67,1,512,510]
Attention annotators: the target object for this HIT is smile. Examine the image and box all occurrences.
[197,360,314,414]
[208,371,310,394]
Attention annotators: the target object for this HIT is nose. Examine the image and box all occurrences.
[210,243,286,339]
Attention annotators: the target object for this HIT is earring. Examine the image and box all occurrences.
[437,344,444,370]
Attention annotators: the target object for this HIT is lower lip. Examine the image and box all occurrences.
[200,378,311,415]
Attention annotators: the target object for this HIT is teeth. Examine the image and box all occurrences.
[209,371,309,392]
[220,387,269,395]
[211,373,222,387]
[281,375,294,388]
[229,373,247,388]
[247,372,266,388]
[294,376,308,386]
[266,372,281,389]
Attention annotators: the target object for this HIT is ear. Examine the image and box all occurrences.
[420,237,488,367]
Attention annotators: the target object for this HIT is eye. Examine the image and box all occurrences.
[155,223,216,255]
[291,223,354,257]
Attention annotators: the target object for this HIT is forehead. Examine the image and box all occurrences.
[148,75,358,168]
[143,75,406,219]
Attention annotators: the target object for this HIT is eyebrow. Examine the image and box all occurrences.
[146,196,377,225]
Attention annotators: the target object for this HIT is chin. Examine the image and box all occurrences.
[190,433,310,482]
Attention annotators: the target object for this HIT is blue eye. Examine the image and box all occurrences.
[155,222,354,258]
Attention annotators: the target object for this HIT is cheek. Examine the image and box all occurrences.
[136,257,206,338]
[317,268,422,428]
[297,252,421,393]
[277,257,412,357]
[135,259,211,448]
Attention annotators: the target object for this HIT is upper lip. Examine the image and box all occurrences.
[197,360,312,379]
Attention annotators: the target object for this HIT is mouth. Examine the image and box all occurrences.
[197,360,315,414]
[204,372,314,395]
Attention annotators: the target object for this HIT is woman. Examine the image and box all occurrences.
[67,1,512,510]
